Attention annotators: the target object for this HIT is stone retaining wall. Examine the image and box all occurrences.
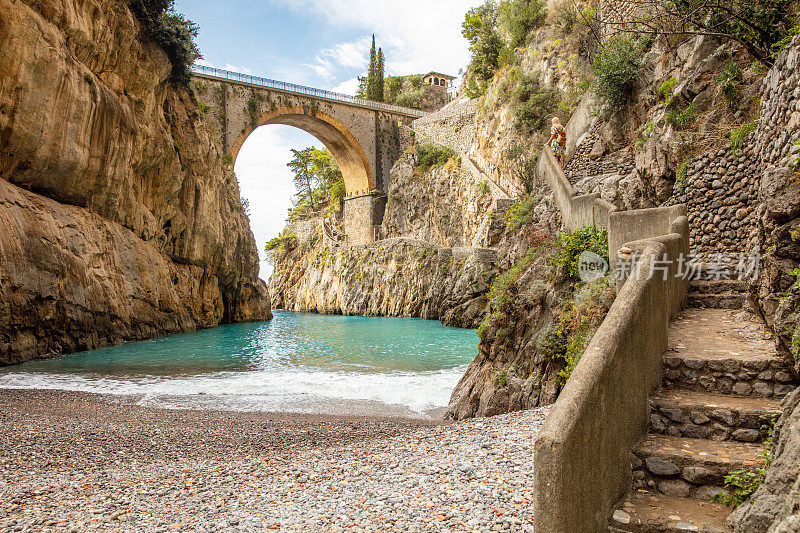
[413,99,477,154]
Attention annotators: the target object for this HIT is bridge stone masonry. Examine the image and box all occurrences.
[190,66,423,244]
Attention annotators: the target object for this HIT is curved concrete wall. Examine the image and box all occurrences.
[533,136,690,532]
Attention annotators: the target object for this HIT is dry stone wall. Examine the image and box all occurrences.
[412,99,477,155]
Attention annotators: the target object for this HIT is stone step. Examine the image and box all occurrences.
[631,434,763,500]
[665,309,795,398]
[663,352,795,398]
[688,280,746,294]
[686,292,745,310]
[609,491,731,532]
[649,390,781,442]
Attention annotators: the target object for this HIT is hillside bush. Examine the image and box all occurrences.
[463,1,503,97]
[717,61,742,104]
[499,0,548,48]
[549,226,609,283]
[129,0,201,85]
[512,73,560,136]
[665,103,695,130]
[416,143,457,172]
[591,35,649,118]
[265,232,298,262]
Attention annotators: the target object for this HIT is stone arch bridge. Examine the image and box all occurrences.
[190,66,423,244]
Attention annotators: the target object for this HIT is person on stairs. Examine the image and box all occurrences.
[547,117,567,169]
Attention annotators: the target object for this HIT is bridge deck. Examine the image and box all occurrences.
[191,65,428,119]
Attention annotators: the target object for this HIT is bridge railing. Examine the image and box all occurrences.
[190,65,428,118]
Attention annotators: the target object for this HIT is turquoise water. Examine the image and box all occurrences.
[0,311,478,417]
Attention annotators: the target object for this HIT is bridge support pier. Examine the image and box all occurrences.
[343,193,387,245]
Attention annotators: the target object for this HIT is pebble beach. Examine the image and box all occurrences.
[0,389,549,532]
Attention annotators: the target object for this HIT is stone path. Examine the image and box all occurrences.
[609,294,797,532]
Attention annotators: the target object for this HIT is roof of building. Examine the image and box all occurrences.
[423,72,456,80]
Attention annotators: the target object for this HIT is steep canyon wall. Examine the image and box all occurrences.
[0,0,270,363]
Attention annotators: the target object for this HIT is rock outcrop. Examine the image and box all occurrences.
[269,236,497,329]
[381,152,498,248]
[0,0,270,363]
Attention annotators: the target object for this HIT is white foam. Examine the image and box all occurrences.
[0,365,469,417]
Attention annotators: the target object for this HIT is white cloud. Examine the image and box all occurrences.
[275,0,482,85]
[331,77,361,95]
[306,37,371,80]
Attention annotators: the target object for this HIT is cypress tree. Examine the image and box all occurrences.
[367,35,377,100]
[376,48,385,102]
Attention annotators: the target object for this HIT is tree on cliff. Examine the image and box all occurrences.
[129,0,201,84]
[357,35,386,102]
[287,148,345,219]
[595,0,800,67]
[288,148,319,211]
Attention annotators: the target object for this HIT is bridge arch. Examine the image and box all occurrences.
[230,107,375,197]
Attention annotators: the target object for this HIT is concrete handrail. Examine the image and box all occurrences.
[533,216,690,533]
[538,146,618,230]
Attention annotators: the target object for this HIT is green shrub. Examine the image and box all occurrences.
[462,2,503,96]
[265,232,298,262]
[83,73,94,85]
[717,61,742,104]
[512,73,560,136]
[591,35,650,118]
[505,194,541,231]
[676,160,688,193]
[221,153,233,166]
[496,371,508,386]
[498,0,548,48]
[789,139,800,171]
[129,0,201,85]
[538,277,616,384]
[658,78,676,105]
[666,103,695,130]
[730,121,757,154]
[713,469,767,507]
[395,88,426,109]
[416,143,456,172]
[549,226,609,283]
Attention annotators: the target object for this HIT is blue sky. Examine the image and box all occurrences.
[174,0,481,279]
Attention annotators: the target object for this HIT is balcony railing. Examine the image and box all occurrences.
[190,65,428,118]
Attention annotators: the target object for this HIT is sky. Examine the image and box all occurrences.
[174,0,482,279]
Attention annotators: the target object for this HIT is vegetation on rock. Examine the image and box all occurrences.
[415,143,458,172]
[595,0,800,66]
[590,34,650,118]
[714,417,777,507]
[286,148,345,220]
[129,0,201,84]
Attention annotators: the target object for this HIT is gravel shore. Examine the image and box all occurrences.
[0,389,549,532]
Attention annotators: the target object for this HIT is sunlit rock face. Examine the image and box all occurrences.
[0,0,270,363]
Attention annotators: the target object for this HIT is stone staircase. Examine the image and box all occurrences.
[686,279,747,310]
[609,304,797,532]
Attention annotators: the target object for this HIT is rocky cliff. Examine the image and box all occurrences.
[0,0,270,363]
[269,150,505,328]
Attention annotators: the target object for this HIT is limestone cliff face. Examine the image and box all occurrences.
[381,153,498,248]
[269,237,497,329]
[0,0,270,363]
[269,149,505,328]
